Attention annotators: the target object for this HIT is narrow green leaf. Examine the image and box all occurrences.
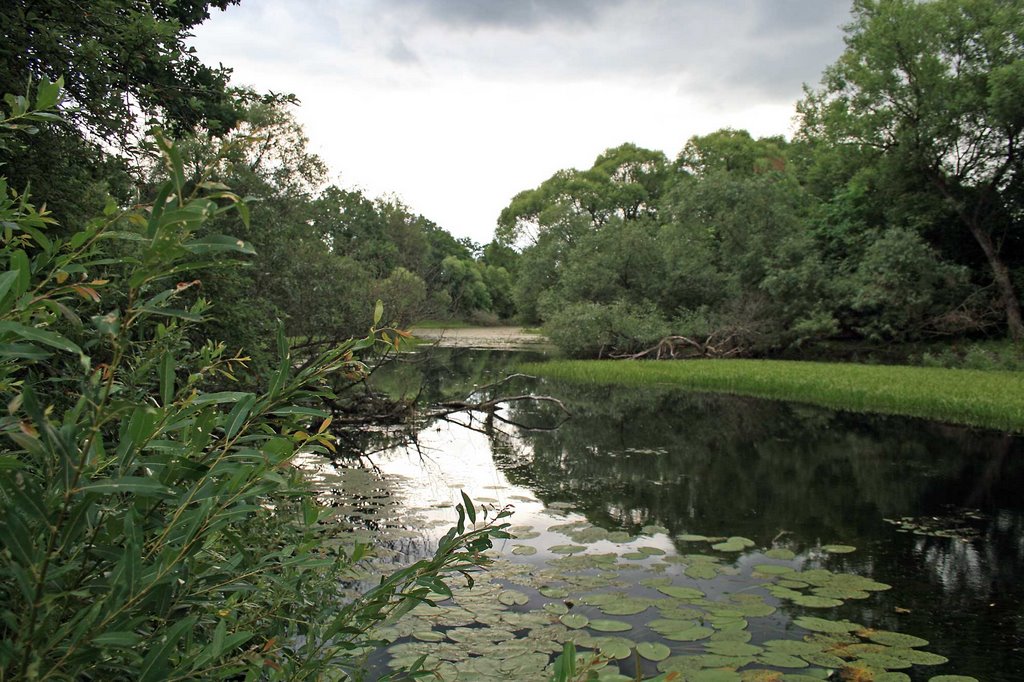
[223,393,257,441]
[81,477,174,498]
[0,321,82,355]
[460,490,476,525]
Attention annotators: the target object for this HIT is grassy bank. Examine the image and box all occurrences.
[521,359,1024,432]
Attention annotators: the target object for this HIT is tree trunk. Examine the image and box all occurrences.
[966,220,1024,342]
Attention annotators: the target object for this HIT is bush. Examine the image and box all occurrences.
[0,90,508,680]
[542,300,670,358]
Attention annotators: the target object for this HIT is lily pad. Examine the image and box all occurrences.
[543,602,569,615]
[863,630,929,648]
[712,536,756,552]
[637,641,672,661]
[656,585,706,600]
[821,544,857,554]
[685,563,720,580]
[550,544,588,554]
[588,619,633,632]
[539,586,569,599]
[677,534,709,542]
[592,636,636,660]
[758,651,810,668]
[559,613,589,629]
[707,641,763,657]
[794,616,863,634]
[791,594,844,608]
[497,589,529,606]
[511,545,537,555]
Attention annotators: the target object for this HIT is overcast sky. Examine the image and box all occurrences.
[190,0,852,244]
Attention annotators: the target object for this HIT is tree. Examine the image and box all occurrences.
[1,0,242,142]
[799,0,1024,340]
[497,143,669,245]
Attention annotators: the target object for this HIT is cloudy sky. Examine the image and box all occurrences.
[190,0,852,243]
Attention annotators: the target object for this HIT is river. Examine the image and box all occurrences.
[318,347,1023,681]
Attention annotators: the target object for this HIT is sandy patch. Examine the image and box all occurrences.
[411,326,550,350]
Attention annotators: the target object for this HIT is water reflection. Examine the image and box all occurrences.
[360,349,1024,679]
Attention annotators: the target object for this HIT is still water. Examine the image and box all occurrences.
[328,349,1024,681]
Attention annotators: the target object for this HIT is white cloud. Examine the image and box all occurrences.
[191,0,849,242]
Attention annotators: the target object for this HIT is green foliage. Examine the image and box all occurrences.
[1,0,242,141]
[0,96,510,679]
[798,0,1024,339]
[847,228,972,341]
[542,300,670,358]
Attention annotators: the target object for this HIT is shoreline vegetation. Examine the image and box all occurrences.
[521,358,1024,433]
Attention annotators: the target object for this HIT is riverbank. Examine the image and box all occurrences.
[411,325,549,350]
[521,358,1024,433]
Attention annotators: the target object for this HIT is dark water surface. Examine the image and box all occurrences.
[358,349,1024,680]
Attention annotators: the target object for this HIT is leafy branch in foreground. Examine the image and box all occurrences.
[0,83,509,681]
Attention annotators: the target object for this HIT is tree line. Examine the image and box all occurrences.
[498,0,1023,359]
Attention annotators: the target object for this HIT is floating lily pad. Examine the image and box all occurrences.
[621,552,649,560]
[800,651,847,668]
[511,545,537,555]
[662,625,715,642]
[657,585,705,599]
[411,630,445,642]
[588,619,633,632]
[592,635,636,660]
[607,531,634,543]
[792,594,844,608]
[711,629,752,643]
[794,616,863,633]
[559,613,589,629]
[497,589,529,606]
[598,598,651,616]
[893,649,948,666]
[754,563,796,575]
[759,651,810,668]
[707,641,763,657]
[638,545,667,555]
[539,586,569,599]
[821,544,857,554]
[685,563,720,580]
[677,534,709,542]
[636,641,671,661]
[543,602,569,615]
[550,544,588,554]
[642,524,670,535]
[713,536,756,552]
[863,630,929,648]
[640,576,673,588]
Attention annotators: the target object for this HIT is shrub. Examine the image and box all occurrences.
[0,87,508,680]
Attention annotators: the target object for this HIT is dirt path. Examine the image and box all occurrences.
[411,326,550,350]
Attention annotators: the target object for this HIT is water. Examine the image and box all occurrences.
[339,349,1024,680]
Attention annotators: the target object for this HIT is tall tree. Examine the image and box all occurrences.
[799,0,1024,340]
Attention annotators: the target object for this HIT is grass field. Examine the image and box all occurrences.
[520,359,1024,432]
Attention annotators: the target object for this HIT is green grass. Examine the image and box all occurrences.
[521,359,1024,432]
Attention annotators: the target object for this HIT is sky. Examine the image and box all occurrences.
[189,0,852,244]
